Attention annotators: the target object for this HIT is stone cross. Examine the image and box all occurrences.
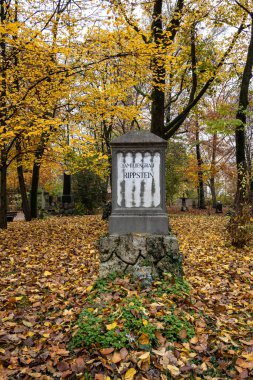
[109,130,168,235]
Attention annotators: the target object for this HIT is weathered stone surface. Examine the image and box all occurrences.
[98,233,183,279]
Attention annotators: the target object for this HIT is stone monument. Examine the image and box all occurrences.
[98,130,183,280]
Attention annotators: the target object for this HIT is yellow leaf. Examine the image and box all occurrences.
[201,362,207,371]
[43,271,52,276]
[241,352,253,361]
[139,333,149,345]
[189,352,197,358]
[86,285,93,292]
[0,348,5,354]
[124,368,137,380]
[167,364,180,376]
[106,322,117,331]
[219,336,229,343]
[142,320,148,326]
[22,320,33,327]
[28,332,35,337]
[138,352,150,360]
[190,336,198,344]
[42,333,50,338]
[15,296,23,301]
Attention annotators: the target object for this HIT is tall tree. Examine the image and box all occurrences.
[110,0,246,139]
[0,0,9,228]
[234,0,253,210]
[195,117,206,209]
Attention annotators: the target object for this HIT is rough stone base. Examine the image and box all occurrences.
[98,234,183,279]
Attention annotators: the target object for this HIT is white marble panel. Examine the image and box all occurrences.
[117,151,160,208]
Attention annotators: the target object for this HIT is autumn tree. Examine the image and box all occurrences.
[0,1,116,226]
[233,0,253,210]
[107,0,247,140]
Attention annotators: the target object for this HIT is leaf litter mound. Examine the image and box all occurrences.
[0,214,252,379]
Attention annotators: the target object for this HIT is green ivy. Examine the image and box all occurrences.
[69,275,195,352]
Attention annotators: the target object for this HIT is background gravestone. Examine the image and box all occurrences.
[99,130,183,280]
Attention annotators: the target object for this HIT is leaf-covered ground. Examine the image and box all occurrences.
[0,215,252,379]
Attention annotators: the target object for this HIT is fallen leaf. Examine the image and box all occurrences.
[57,361,69,372]
[139,333,149,345]
[22,320,33,327]
[138,352,150,360]
[112,351,122,363]
[167,364,180,376]
[190,336,198,344]
[100,348,114,355]
[236,358,253,369]
[125,368,137,380]
[95,374,104,380]
[105,322,117,331]
[43,271,52,276]
[241,352,253,361]
[120,347,128,360]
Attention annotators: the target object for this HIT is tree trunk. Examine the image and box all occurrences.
[150,0,165,138]
[250,179,253,212]
[150,0,184,138]
[234,123,247,210]
[30,161,41,219]
[210,177,216,208]
[17,165,31,220]
[30,131,49,218]
[16,140,31,220]
[245,128,252,204]
[0,0,8,228]
[0,159,7,229]
[195,120,206,209]
[210,132,217,207]
[234,11,253,211]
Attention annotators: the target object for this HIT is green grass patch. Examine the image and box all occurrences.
[69,274,195,352]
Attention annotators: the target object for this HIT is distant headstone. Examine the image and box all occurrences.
[216,201,223,213]
[109,131,168,234]
[99,130,182,281]
[180,194,188,211]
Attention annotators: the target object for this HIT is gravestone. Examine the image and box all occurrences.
[98,131,183,280]
[109,131,168,234]
[216,201,223,213]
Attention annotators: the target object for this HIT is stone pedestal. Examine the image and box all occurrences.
[98,233,183,279]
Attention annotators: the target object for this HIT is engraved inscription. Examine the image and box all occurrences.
[117,152,160,208]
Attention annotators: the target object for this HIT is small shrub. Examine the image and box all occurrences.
[72,169,107,214]
[162,314,195,341]
[227,206,253,248]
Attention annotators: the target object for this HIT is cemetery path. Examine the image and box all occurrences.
[0,215,252,379]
